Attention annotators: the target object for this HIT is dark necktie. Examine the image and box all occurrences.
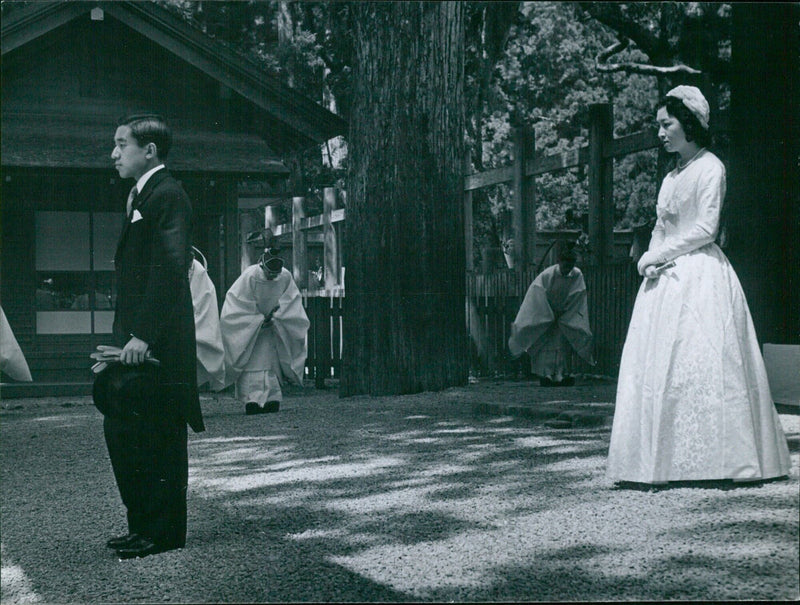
[126,185,138,219]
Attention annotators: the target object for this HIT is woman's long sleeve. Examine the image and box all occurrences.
[651,162,725,263]
[647,217,665,253]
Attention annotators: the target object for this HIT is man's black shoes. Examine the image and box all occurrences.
[106,533,140,549]
[245,401,280,415]
[115,535,181,559]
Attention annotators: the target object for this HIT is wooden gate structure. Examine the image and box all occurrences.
[266,102,728,381]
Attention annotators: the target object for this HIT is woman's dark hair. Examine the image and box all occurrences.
[118,113,172,159]
[657,96,713,148]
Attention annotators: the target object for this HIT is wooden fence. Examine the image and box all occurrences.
[467,264,641,378]
[268,102,728,381]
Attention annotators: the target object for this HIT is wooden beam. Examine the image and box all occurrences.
[102,2,346,145]
[607,129,659,158]
[512,126,536,269]
[464,166,514,191]
[588,103,614,266]
[223,178,240,291]
[1,2,89,55]
[323,187,341,289]
[272,208,346,236]
[292,196,307,288]
[464,153,474,271]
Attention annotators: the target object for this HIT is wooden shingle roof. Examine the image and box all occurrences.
[1,1,347,169]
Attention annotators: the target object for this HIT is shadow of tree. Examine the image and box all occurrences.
[2,387,795,603]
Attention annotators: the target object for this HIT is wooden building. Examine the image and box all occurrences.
[1,1,346,396]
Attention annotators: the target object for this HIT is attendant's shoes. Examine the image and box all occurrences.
[561,376,575,386]
[106,533,140,549]
[115,535,180,560]
[539,377,553,387]
[245,402,261,415]
[262,401,280,413]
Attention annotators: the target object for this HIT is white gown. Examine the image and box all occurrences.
[607,150,791,483]
[220,265,309,404]
[0,306,32,382]
[189,259,226,391]
[508,264,594,377]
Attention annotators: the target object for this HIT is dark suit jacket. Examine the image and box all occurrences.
[113,168,204,433]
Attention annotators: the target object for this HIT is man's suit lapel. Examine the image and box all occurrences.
[115,169,170,260]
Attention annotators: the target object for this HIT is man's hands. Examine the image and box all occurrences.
[120,336,150,365]
[263,305,280,328]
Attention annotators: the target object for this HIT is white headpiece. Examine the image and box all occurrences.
[666,85,710,130]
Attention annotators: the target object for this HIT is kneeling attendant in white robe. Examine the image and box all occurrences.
[220,254,309,415]
[509,248,594,386]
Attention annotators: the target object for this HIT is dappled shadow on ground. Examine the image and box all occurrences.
[1,387,795,603]
[184,391,800,602]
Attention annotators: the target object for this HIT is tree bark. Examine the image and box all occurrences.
[727,3,799,343]
[341,1,468,396]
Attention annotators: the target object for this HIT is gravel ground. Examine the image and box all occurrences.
[1,379,798,603]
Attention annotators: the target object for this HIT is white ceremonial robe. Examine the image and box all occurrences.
[189,259,226,391]
[220,265,309,404]
[509,264,594,377]
[607,150,790,483]
[0,306,32,382]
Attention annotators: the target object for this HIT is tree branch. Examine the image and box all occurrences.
[595,36,702,76]
[577,2,670,61]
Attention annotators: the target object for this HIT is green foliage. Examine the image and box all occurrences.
[472,2,664,237]
[156,1,730,242]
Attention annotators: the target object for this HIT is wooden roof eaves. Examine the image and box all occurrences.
[0,2,88,55]
[114,2,347,143]
[1,1,348,149]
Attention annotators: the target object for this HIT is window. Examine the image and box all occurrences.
[35,211,123,334]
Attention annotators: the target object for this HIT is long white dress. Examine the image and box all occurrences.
[607,150,791,483]
[220,265,309,404]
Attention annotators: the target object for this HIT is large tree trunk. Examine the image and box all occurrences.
[727,3,799,343]
[341,2,468,396]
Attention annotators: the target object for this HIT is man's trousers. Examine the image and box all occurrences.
[103,402,188,548]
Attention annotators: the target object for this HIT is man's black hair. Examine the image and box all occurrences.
[118,113,173,159]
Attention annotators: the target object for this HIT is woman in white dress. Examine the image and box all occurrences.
[607,86,791,485]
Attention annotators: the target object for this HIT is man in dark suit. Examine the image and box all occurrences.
[105,114,205,559]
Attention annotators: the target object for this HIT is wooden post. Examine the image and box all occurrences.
[292,196,307,288]
[312,297,326,389]
[223,179,240,291]
[588,103,614,266]
[464,152,474,272]
[264,204,279,232]
[323,187,341,290]
[239,211,258,272]
[512,126,536,269]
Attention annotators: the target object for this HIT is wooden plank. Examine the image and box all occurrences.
[526,147,586,176]
[270,208,346,237]
[464,166,514,191]
[607,129,660,158]
[588,103,614,266]
[512,126,536,268]
[292,196,307,288]
[464,153,474,271]
[323,187,341,290]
